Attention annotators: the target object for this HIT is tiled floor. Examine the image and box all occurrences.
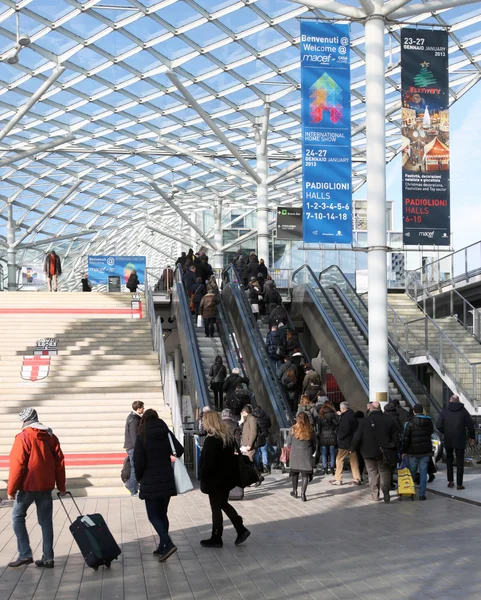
[2,474,481,600]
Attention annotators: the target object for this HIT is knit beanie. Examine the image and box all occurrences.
[19,407,38,423]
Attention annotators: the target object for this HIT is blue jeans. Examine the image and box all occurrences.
[408,455,430,498]
[255,445,269,469]
[321,446,337,470]
[12,491,54,561]
[145,497,172,548]
[126,448,138,495]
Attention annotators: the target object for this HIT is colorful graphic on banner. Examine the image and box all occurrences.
[88,256,146,285]
[21,265,45,287]
[300,22,352,244]
[401,29,450,246]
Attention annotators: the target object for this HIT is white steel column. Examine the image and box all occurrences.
[255,104,270,267]
[365,5,389,403]
[7,202,16,291]
[213,200,223,269]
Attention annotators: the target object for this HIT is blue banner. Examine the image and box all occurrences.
[300,22,352,244]
[88,255,146,285]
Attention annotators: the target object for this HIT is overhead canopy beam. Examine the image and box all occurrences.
[150,182,217,251]
[359,0,376,14]
[146,223,191,247]
[267,159,302,185]
[141,239,175,261]
[389,0,481,18]
[291,0,365,18]
[18,228,97,250]
[13,179,82,248]
[0,66,65,144]
[0,134,76,168]
[381,0,412,15]
[166,71,262,184]
[157,135,255,185]
[220,219,276,253]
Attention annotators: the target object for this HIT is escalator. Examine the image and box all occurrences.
[173,269,250,416]
[291,265,441,417]
[222,266,293,430]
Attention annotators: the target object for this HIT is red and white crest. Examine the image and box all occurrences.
[21,356,50,381]
[20,338,58,382]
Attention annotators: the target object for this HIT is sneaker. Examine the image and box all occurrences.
[8,557,33,568]
[130,492,139,497]
[158,543,177,562]
[35,560,54,568]
[447,482,455,488]
[329,480,342,486]
[350,480,361,486]
[457,485,465,490]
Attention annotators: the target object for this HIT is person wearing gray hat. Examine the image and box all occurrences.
[7,408,66,569]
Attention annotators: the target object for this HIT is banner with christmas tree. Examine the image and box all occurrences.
[401,29,450,246]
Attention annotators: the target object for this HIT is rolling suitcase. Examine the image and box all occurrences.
[58,492,121,570]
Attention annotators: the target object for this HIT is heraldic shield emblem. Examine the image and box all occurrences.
[21,338,58,382]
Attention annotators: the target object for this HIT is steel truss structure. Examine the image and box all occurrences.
[0,0,480,288]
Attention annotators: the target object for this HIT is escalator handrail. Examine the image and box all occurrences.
[320,266,442,414]
[173,268,211,411]
[217,298,247,378]
[225,265,293,427]
[291,264,370,398]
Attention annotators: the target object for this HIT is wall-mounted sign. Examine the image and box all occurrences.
[300,22,352,244]
[401,29,450,246]
[276,207,303,240]
[88,255,146,285]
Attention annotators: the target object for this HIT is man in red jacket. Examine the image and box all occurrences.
[7,408,66,569]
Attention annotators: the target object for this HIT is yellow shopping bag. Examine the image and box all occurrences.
[398,460,415,500]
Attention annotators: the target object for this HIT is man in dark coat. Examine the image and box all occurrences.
[268,304,287,328]
[183,266,197,295]
[402,403,434,501]
[351,401,397,503]
[123,401,144,496]
[253,406,272,473]
[436,395,475,490]
[223,369,249,410]
[246,256,260,279]
[266,325,283,361]
[332,401,361,485]
[392,399,409,427]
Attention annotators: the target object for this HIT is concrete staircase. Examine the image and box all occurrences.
[388,293,481,407]
[0,292,170,498]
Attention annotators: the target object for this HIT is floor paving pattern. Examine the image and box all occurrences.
[1,474,481,600]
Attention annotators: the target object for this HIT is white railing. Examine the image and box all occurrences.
[145,279,184,447]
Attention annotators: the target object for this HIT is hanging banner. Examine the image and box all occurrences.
[88,255,146,285]
[300,22,352,244]
[401,29,450,246]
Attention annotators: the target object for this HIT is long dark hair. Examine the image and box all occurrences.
[139,408,158,441]
[320,400,335,418]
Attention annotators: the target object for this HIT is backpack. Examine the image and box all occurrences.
[121,455,131,483]
[282,368,297,390]
[229,388,251,414]
[254,421,266,449]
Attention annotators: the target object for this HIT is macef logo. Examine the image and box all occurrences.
[340,37,349,46]
[419,231,435,238]
[107,257,115,266]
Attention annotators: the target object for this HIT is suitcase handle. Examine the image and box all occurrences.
[57,491,83,524]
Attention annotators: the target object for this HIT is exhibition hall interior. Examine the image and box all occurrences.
[1,1,481,599]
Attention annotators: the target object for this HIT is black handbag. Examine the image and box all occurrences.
[238,454,260,488]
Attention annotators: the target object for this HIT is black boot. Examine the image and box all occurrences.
[232,517,251,546]
[200,528,223,548]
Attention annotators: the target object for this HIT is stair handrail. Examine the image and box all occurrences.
[320,264,481,404]
[172,268,211,412]
[224,264,293,427]
[145,278,184,445]
[292,264,371,398]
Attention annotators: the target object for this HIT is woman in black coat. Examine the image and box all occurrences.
[318,401,339,475]
[287,412,316,501]
[134,409,184,562]
[209,355,227,411]
[192,277,206,316]
[199,411,250,548]
[126,269,140,292]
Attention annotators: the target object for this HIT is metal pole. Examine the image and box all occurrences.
[7,203,16,291]
[0,134,76,168]
[366,5,389,404]
[213,200,223,269]
[255,104,270,268]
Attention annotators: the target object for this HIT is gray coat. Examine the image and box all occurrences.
[287,433,316,473]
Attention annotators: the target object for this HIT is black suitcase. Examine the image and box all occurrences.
[58,492,121,570]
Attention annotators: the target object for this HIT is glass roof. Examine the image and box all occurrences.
[0,0,480,286]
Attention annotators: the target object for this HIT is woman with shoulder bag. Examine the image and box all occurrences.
[209,356,227,411]
[134,409,184,562]
[318,401,339,475]
[287,412,316,502]
[200,411,251,548]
